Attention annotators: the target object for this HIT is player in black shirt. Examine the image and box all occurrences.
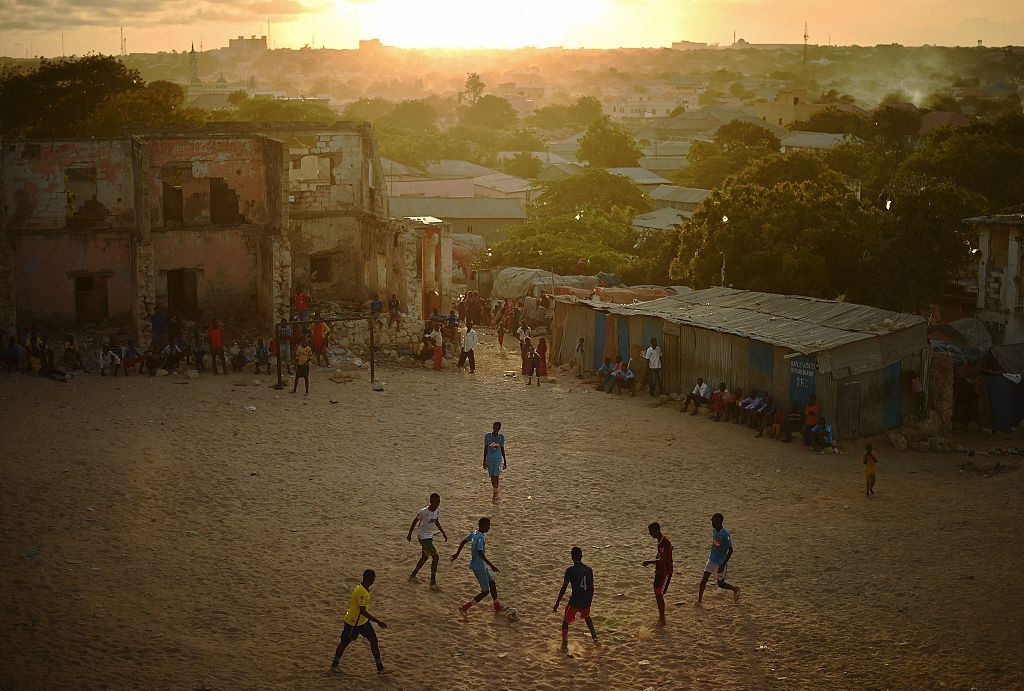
[552,546,598,652]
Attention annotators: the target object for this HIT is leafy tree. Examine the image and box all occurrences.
[675,120,781,188]
[484,209,641,277]
[463,73,486,104]
[571,96,605,128]
[863,105,922,155]
[82,81,204,135]
[501,152,543,179]
[459,94,518,130]
[533,167,652,217]
[0,55,143,137]
[376,125,444,168]
[501,129,546,151]
[342,97,394,122]
[790,106,865,134]
[924,92,962,113]
[732,151,839,188]
[218,95,338,123]
[378,99,437,131]
[527,96,605,131]
[577,116,642,167]
[819,89,856,105]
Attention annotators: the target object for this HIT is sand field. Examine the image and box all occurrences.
[1,333,1022,690]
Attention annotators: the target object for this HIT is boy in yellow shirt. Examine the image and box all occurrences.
[331,569,390,674]
[863,443,878,498]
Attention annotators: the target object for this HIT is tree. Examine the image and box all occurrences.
[463,73,486,104]
[0,55,142,137]
[577,116,642,167]
[732,151,839,188]
[501,129,546,151]
[533,167,653,217]
[459,94,518,130]
[527,96,605,131]
[819,89,856,105]
[790,106,865,134]
[342,97,394,122]
[675,120,781,188]
[82,81,205,135]
[500,152,544,179]
[378,99,437,131]
[217,95,338,123]
[863,105,922,155]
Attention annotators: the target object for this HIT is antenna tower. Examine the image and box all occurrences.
[803,22,808,68]
[120,27,126,56]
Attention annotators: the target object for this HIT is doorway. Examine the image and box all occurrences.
[74,274,109,323]
[166,269,199,318]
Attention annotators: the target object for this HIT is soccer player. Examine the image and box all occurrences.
[552,546,598,652]
[483,421,507,499]
[642,522,673,626]
[407,493,448,589]
[698,513,741,605]
[331,569,390,675]
[450,517,503,617]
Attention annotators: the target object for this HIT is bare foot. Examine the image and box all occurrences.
[657,618,667,627]
[429,583,442,591]
[408,574,420,582]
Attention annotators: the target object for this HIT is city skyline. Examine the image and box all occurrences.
[1,0,1023,57]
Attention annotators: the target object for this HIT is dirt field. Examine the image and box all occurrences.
[1,334,1022,690]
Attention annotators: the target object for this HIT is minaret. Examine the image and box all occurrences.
[188,43,200,84]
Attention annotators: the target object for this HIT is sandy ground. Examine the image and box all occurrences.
[1,331,1022,690]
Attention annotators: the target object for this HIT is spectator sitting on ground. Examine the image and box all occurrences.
[610,359,636,396]
[123,340,144,374]
[710,383,733,421]
[144,346,164,376]
[751,396,775,432]
[601,356,627,393]
[161,341,184,372]
[811,417,835,452]
[681,377,711,415]
[595,356,615,390]
[738,389,764,425]
[781,402,803,443]
[254,338,271,374]
[230,343,250,372]
[100,337,123,376]
[722,387,743,422]
[62,334,85,371]
[763,405,785,439]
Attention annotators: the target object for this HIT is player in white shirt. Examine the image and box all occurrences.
[459,323,479,373]
[644,338,663,397]
[406,493,448,589]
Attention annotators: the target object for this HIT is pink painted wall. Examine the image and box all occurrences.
[151,228,258,317]
[144,138,268,227]
[14,233,133,322]
[2,140,136,230]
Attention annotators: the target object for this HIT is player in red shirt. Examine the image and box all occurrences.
[206,319,227,375]
[642,522,673,627]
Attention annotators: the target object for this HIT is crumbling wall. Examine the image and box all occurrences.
[132,239,156,345]
[287,216,362,298]
[0,233,15,335]
[13,232,133,326]
[1,140,136,231]
[928,352,955,436]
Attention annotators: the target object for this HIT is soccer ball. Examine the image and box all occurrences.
[505,607,519,622]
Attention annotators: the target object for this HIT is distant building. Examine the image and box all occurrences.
[754,89,825,127]
[648,185,710,211]
[968,214,1024,344]
[607,167,672,189]
[387,197,526,242]
[537,163,584,182]
[671,40,708,50]
[228,35,268,52]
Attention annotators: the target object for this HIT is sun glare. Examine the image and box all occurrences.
[348,0,612,49]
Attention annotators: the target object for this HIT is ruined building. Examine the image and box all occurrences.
[0,122,452,347]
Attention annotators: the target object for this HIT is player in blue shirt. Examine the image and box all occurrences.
[698,513,741,605]
[553,546,598,653]
[451,517,503,617]
[483,421,507,499]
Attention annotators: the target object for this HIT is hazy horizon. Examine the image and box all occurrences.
[0,0,1022,58]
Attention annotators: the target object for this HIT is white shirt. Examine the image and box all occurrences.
[693,381,710,398]
[416,506,439,540]
[645,346,662,369]
[431,330,443,347]
[516,326,531,341]
[463,328,479,352]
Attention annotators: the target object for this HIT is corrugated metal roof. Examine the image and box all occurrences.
[473,172,531,194]
[632,207,693,230]
[387,196,526,220]
[780,131,852,150]
[556,287,927,355]
[424,159,501,178]
[608,167,672,185]
[649,185,710,205]
[963,214,1024,226]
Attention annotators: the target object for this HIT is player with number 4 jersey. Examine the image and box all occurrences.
[552,546,598,652]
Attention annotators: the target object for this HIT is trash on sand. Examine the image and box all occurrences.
[503,371,517,378]
[245,405,257,412]
[22,548,41,558]
[372,382,385,392]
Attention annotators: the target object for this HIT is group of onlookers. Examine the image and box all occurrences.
[680,380,835,451]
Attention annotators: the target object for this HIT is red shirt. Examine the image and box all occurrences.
[656,535,673,576]
[206,326,224,349]
[293,293,308,312]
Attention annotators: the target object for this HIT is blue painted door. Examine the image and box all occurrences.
[748,340,774,390]
[617,316,631,362]
[789,356,816,409]
[593,312,606,370]
[883,361,902,429]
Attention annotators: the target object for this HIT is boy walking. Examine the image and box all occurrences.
[553,546,598,652]
[642,522,673,626]
[331,569,390,675]
[451,517,503,617]
[698,513,741,605]
[863,443,879,498]
[407,493,448,589]
[483,422,507,499]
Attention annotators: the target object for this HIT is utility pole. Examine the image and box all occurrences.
[120,27,126,56]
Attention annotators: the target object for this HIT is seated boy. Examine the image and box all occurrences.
[254,338,271,374]
[595,357,615,390]
[811,418,835,452]
[611,360,636,396]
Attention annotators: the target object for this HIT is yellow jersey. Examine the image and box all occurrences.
[863,452,878,476]
[343,584,371,626]
[296,345,313,366]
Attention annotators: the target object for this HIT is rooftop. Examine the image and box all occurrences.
[649,185,711,205]
[424,159,502,178]
[608,167,672,185]
[386,196,526,220]
[781,131,853,150]
[632,207,693,231]
[964,214,1024,226]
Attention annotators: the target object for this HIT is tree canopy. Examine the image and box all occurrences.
[674,120,781,188]
[459,94,518,130]
[532,167,652,217]
[577,116,642,167]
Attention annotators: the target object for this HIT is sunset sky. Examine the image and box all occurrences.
[0,0,1022,57]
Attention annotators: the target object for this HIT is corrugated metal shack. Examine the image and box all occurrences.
[552,288,929,439]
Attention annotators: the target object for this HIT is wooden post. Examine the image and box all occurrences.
[273,323,284,389]
[368,317,375,383]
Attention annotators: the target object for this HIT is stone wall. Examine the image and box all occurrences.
[330,316,425,357]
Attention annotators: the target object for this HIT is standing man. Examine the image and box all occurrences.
[311,313,331,367]
[293,286,309,322]
[430,323,444,371]
[331,569,390,675]
[642,522,673,627]
[206,319,228,375]
[573,337,586,378]
[553,546,598,652]
[697,513,740,605]
[407,493,448,589]
[459,322,479,374]
[483,421,507,499]
[516,321,532,344]
[293,336,313,394]
[644,338,663,397]
[450,517,503,617]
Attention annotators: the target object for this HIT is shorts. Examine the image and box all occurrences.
[471,566,493,593]
[486,458,502,478]
[704,559,726,581]
[340,621,377,644]
[418,538,437,556]
[563,604,591,623]
[653,572,672,595]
